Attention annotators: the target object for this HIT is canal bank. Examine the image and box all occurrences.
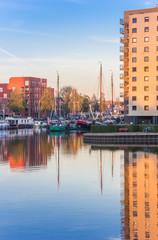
[83,132,158,145]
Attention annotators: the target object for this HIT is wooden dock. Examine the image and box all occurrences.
[83,132,158,145]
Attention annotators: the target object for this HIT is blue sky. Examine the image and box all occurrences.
[0,0,155,99]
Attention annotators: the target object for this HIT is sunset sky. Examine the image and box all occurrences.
[0,0,154,99]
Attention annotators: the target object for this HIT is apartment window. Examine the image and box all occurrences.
[157,26,158,31]
[145,17,149,22]
[25,93,29,98]
[157,106,158,110]
[21,87,24,92]
[157,46,158,51]
[25,80,29,86]
[157,66,158,71]
[144,57,149,62]
[132,57,137,62]
[144,105,149,111]
[132,77,137,82]
[132,106,137,111]
[144,76,149,81]
[12,87,15,91]
[25,87,29,92]
[144,96,149,101]
[144,66,149,72]
[157,56,158,61]
[157,16,158,21]
[132,67,137,72]
[132,28,137,33]
[144,37,149,42]
[157,76,158,81]
[157,36,158,41]
[144,27,149,32]
[144,86,149,91]
[156,96,158,100]
[132,86,137,91]
[132,96,137,101]
[132,38,137,43]
[3,94,7,98]
[0,87,3,92]
[132,18,137,23]
[144,47,149,52]
[132,47,137,52]
[156,86,158,91]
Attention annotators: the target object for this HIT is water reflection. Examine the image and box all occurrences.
[121,149,158,240]
[0,130,83,171]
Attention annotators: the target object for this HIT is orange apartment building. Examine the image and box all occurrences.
[120,5,158,124]
[0,77,54,118]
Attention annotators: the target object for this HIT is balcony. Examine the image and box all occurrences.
[120,55,124,61]
[120,18,124,25]
[120,46,124,52]
[120,64,124,70]
[120,73,124,79]
[120,92,124,97]
[120,83,124,89]
[120,37,124,43]
[120,28,124,34]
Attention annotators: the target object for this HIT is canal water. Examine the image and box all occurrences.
[0,129,157,240]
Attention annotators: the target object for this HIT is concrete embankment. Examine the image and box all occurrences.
[83,132,158,145]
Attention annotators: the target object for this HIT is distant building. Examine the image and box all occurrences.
[0,77,54,118]
[120,5,158,124]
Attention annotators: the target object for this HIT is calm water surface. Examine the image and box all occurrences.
[0,129,157,240]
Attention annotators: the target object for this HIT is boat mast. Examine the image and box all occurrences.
[111,71,114,116]
[99,62,102,122]
[57,72,59,121]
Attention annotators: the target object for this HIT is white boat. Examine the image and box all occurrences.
[0,120,9,130]
[34,121,47,128]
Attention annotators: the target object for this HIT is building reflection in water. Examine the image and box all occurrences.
[121,149,158,240]
[0,131,84,171]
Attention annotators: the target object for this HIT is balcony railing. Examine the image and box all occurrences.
[120,64,124,70]
[120,83,124,88]
[120,92,124,97]
[120,73,124,79]
[120,37,124,43]
[120,28,124,34]
[120,18,124,25]
[120,46,124,52]
[120,55,124,61]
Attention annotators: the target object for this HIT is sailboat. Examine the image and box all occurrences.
[50,72,67,132]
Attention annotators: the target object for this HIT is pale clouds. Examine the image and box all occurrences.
[0,48,16,58]
[0,28,55,37]
[90,36,119,44]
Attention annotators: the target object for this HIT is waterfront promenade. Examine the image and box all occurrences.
[84,132,158,145]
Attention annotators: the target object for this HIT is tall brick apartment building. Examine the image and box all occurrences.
[0,77,54,118]
[120,5,158,124]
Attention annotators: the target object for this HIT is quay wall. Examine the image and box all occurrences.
[84,133,158,145]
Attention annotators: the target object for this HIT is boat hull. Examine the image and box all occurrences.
[49,125,66,132]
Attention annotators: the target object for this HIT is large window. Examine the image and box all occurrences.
[132,47,137,53]
[132,96,137,101]
[132,38,137,43]
[145,17,149,22]
[3,94,7,98]
[132,28,137,33]
[132,86,137,91]
[144,47,149,52]
[0,87,3,92]
[144,66,149,72]
[144,27,149,32]
[132,18,137,23]
[144,86,149,91]
[144,76,149,81]
[144,106,149,111]
[144,96,149,101]
[132,106,137,111]
[25,80,29,86]
[132,67,137,72]
[144,37,149,42]
[144,57,149,62]
[132,57,137,62]
[132,77,137,82]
